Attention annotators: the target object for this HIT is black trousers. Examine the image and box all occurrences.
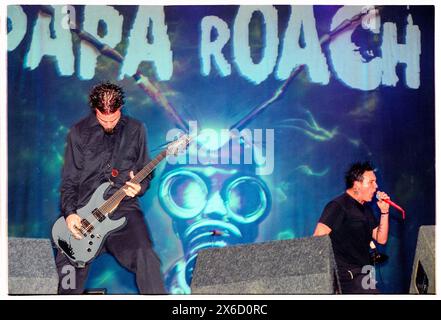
[338,267,380,294]
[55,208,166,294]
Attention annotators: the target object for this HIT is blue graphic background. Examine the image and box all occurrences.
[7,5,434,293]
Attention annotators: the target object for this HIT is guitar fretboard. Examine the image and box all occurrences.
[98,149,168,216]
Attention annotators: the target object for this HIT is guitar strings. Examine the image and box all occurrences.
[76,136,188,236]
[79,150,168,234]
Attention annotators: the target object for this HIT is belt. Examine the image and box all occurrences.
[341,267,372,280]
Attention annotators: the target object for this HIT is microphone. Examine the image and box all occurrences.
[376,192,405,219]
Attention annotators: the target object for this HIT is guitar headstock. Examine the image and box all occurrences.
[166,134,191,156]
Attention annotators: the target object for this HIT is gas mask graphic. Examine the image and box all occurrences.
[158,133,272,293]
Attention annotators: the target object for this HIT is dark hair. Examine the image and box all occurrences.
[345,161,375,189]
[89,82,125,114]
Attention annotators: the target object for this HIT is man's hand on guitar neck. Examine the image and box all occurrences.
[66,214,84,240]
[123,171,142,198]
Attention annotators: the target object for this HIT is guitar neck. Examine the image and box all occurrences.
[99,149,168,216]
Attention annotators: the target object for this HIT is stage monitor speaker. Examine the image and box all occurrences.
[409,225,435,294]
[190,235,340,294]
[8,237,58,295]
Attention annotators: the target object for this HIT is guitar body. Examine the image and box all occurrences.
[52,182,127,268]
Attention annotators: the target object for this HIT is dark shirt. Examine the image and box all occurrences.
[319,192,378,270]
[60,113,153,218]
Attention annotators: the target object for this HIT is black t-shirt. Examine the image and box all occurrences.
[319,192,378,270]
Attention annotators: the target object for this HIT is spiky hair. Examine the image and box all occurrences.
[345,161,375,189]
[89,82,125,114]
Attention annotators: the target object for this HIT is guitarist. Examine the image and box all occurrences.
[55,82,166,294]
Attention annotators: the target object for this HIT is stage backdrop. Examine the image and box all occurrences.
[7,5,434,293]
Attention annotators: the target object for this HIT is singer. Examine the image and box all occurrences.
[313,161,390,294]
